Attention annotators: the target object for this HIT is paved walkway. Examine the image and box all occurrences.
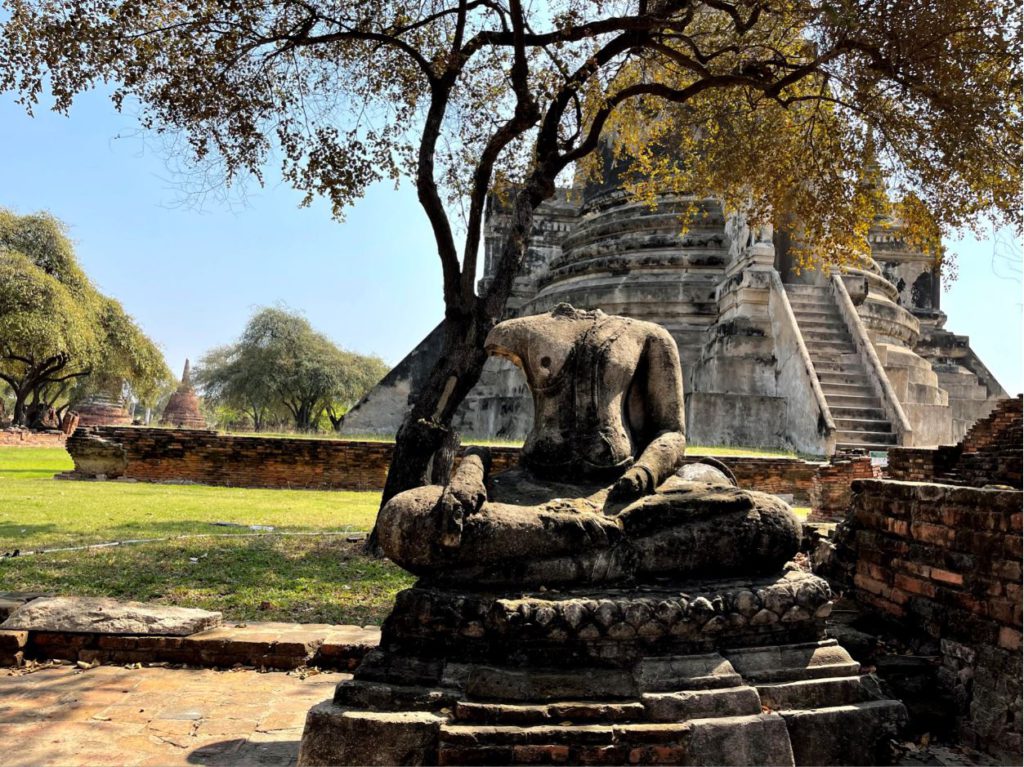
[0,664,343,766]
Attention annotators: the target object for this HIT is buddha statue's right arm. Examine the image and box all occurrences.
[609,328,687,502]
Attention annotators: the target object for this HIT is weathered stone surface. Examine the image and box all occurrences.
[465,666,638,702]
[641,687,762,721]
[0,591,49,621]
[63,427,127,479]
[377,305,801,588]
[757,675,880,711]
[379,573,831,666]
[780,700,908,766]
[723,640,860,684]
[1,596,222,636]
[298,703,443,767]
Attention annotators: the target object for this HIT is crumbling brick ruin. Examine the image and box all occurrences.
[825,395,1023,762]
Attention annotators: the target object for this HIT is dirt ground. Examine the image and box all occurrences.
[0,663,342,766]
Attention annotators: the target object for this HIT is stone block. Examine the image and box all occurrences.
[466,666,638,702]
[780,700,907,766]
[756,675,879,711]
[641,687,762,721]
[723,640,860,684]
[0,596,221,636]
[636,654,742,692]
[298,702,443,766]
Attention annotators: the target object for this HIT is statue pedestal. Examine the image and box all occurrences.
[298,571,906,766]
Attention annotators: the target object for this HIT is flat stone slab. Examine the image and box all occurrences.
[0,596,222,636]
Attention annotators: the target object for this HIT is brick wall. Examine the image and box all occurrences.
[807,456,879,522]
[66,427,846,504]
[0,429,67,447]
[888,396,1022,489]
[839,479,1022,759]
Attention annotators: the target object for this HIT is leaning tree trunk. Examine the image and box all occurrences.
[366,181,548,556]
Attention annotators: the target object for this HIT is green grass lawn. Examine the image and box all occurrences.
[0,443,808,624]
[0,446,411,624]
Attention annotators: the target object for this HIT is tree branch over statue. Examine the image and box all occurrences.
[2,1,1018,541]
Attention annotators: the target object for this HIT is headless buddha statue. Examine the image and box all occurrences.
[378,304,800,586]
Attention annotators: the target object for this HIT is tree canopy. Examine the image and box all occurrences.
[0,209,172,426]
[193,307,388,432]
[2,1,1018,495]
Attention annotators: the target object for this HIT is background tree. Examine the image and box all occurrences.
[2,2,1018,504]
[0,209,172,426]
[194,307,387,433]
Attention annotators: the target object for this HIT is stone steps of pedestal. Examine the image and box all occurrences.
[757,675,879,710]
[777,700,909,766]
[452,686,763,727]
[437,712,795,765]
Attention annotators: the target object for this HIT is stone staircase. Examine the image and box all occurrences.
[432,641,906,766]
[784,285,897,452]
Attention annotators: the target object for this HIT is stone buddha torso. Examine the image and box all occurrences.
[488,308,651,480]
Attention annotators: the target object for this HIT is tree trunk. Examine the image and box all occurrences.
[366,180,548,556]
[12,395,27,427]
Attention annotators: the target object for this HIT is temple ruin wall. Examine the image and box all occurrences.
[62,426,869,505]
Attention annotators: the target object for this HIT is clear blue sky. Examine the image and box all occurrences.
[1,89,1021,395]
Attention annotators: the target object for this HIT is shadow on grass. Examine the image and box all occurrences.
[0,523,58,540]
[1,536,414,626]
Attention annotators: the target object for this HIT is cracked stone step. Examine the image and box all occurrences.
[779,700,908,766]
[757,675,885,711]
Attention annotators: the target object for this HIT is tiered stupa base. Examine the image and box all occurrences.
[298,571,905,766]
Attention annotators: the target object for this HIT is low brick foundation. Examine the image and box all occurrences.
[807,456,879,522]
[0,429,67,446]
[835,479,1023,760]
[1,620,380,671]
[64,427,859,507]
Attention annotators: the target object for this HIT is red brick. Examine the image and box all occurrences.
[893,573,936,598]
[988,599,1018,626]
[929,568,964,586]
[855,573,892,599]
[911,522,954,546]
[513,745,570,764]
[998,626,1022,651]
